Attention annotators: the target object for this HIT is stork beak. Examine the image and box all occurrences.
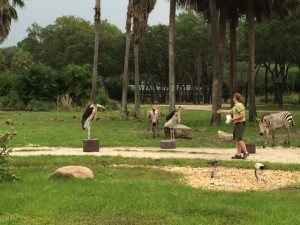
[96,104,105,109]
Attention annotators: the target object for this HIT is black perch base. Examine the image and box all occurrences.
[83,139,100,152]
[160,140,176,149]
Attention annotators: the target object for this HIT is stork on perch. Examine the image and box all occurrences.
[81,103,105,139]
[164,111,179,141]
[164,106,182,140]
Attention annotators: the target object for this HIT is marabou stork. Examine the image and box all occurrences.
[82,103,105,139]
[164,106,182,139]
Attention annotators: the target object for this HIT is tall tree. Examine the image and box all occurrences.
[121,0,133,120]
[132,0,157,119]
[91,0,101,103]
[208,0,222,126]
[0,0,24,44]
[177,0,227,125]
[247,0,257,122]
[168,0,176,112]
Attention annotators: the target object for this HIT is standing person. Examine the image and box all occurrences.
[217,93,249,159]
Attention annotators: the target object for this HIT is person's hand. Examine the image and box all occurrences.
[216,109,221,114]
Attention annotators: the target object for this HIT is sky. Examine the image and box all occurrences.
[2,0,170,47]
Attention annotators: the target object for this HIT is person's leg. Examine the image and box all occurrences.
[231,123,248,159]
[236,141,241,154]
[237,140,247,153]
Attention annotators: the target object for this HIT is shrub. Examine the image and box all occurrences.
[0,129,19,182]
[25,100,56,111]
[0,94,25,111]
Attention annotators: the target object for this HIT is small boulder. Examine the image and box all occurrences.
[50,166,94,179]
[175,124,193,139]
[217,130,233,140]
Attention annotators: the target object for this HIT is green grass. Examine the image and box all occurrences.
[1,104,300,148]
[0,156,300,225]
[1,105,300,224]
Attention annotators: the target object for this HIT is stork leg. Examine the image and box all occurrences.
[87,124,91,139]
[170,128,175,141]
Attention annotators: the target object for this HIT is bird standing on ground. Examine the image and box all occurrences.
[82,103,105,139]
[254,163,266,181]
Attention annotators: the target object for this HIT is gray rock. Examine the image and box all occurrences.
[174,124,192,139]
[165,124,193,139]
[50,166,94,179]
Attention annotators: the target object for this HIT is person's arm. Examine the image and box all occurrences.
[217,109,231,114]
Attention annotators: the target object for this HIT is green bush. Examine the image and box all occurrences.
[0,71,18,96]
[0,129,19,182]
[25,100,56,111]
[0,94,25,110]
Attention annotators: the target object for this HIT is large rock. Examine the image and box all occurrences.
[50,166,94,179]
[165,124,192,139]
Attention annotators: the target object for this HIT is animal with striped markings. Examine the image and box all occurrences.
[257,111,295,148]
[147,105,161,138]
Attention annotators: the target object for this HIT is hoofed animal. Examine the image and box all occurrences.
[147,105,161,138]
[257,111,295,148]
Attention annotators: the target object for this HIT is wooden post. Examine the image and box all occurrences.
[83,139,99,152]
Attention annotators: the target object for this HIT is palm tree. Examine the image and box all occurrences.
[132,0,157,119]
[177,0,227,125]
[0,0,24,44]
[246,0,257,122]
[246,0,299,120]
[168,0,176,113]
[91,0,101,103]
[121,0,134,120]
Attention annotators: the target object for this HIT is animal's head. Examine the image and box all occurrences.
[256,115,270,135]
[96,104,105,109]
[147,106,160,124]
[91,103,105,109]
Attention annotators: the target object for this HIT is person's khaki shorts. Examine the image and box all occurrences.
[233,122,245,141]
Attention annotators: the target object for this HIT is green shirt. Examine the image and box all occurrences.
[231,102,245,123]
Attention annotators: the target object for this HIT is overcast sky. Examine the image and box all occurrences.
[2,0,170,47]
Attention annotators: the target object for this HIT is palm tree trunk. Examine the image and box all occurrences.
[209,0,221,126]
[91,0,101,103]
[229,16,237,107]
[247,0,257,122]
[134,43,141,119]
[168,0,176,113]
[121,0,133,119]
[217,5,227,109]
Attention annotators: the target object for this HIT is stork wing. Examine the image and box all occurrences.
[165,110,175,121]
[82,105,94,129]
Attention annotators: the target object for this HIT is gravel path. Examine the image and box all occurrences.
[11,146,300,164]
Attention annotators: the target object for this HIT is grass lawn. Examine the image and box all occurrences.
[1,104,300,224]
[1,156,300,225]
[0,104,300,148]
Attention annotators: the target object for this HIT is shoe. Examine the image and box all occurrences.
[231,154,242,159]
[243,152,249,159]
